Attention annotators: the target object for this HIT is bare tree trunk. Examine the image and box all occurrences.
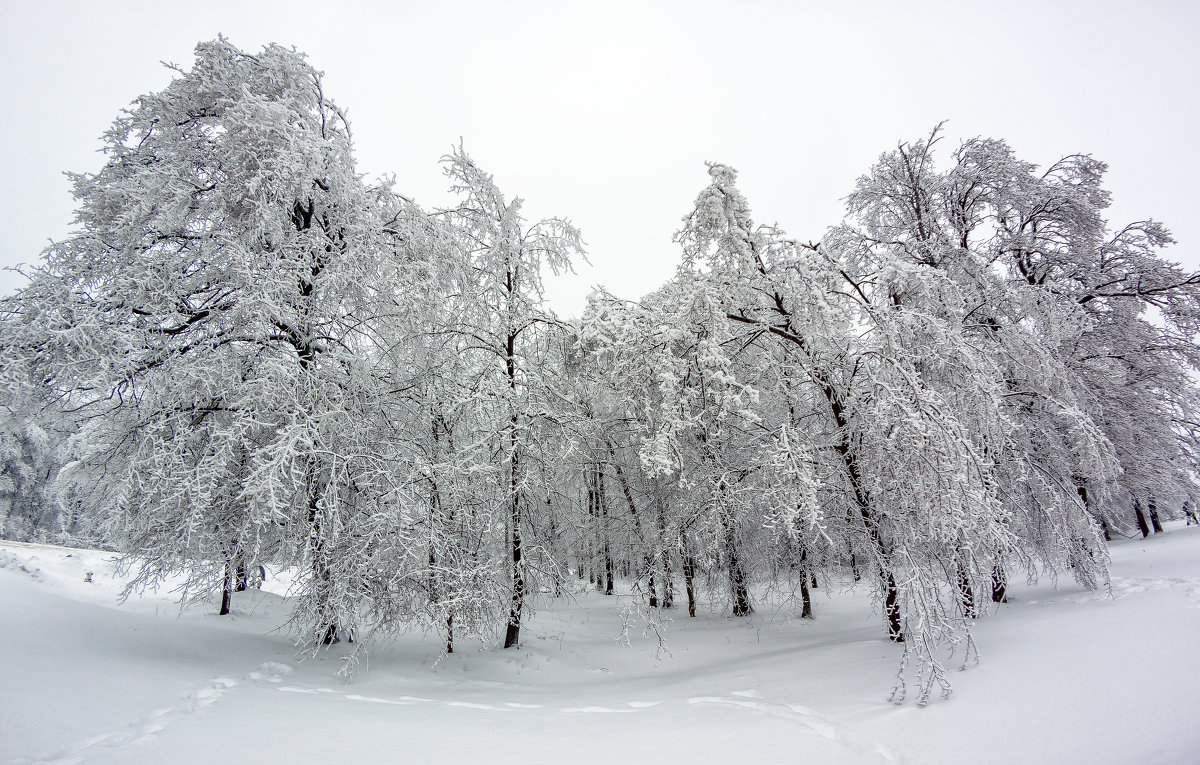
[604,549,615,595]
[502,467,524,647]
[502,391,524,648]
[220,559,234,616]
[547,504,563,598]
[798,547,813,619]
[681,528,697,618]
[655,496,674,608]
[601,470,614,596]
[235,554,247,592]
[716,480,751,617]
[1149,497,1164,534]
[1134,500,1151,539]
[883,570,903,642]
[659,548,675,608]
[307,482,340,646]
[721,507,751,616]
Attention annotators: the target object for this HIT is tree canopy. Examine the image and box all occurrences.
[3,41,1196,702]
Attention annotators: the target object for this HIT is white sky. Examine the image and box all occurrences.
[2,0,1198,316]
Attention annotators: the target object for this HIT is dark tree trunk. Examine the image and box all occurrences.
[656,503,675,608]
[1148,497,1164,534]
[502,411,524,649]
[798,546,814,619]
[308,485,340,646]
[604,549,615,595]
[850,552,860,582]
[501,300,526,649]
[235,555,247,592]
[446,615,454,654]
[714,477,751,617]
[884,570,903,642]
[1134,500,1151,539]
[991,564,1008,603]
[502,490,524,648]
[659,549,674,608]
[1078,483,1110,541]
[587,462,614,596]
[681,529,697,618]
[730,557,752,616]
[799,573,813,619]
[219,559,233,616]
[721,503,751,617]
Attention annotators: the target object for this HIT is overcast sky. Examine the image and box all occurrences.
[3,1,1198,315]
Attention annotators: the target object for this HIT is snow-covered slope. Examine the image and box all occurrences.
[3,526,1199,765]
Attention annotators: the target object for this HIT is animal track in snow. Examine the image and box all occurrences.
[16,662,295,765]
[687,694,908,764]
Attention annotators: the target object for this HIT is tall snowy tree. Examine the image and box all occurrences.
[437,146,583,648]
[5,39,423,641]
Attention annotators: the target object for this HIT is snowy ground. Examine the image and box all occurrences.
[3,525,1199,765]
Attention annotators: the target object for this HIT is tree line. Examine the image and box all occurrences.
[3,40,1197,702]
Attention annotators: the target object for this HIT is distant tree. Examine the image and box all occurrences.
[0,402,61,543]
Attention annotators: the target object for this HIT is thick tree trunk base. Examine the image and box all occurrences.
[683,556,697,618]
[502,621,520,649]
[1134,502,1151,539]
[1149,499,1164,534]
[799,570,813,620]
[219,560,233,616]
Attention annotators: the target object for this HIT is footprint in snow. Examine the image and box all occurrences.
[20,662,298,765]
[687,695,908,765]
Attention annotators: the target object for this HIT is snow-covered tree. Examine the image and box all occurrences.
[437,146,583,648]
[6,39,425,640]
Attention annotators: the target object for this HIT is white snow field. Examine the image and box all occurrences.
[3,525,1199,765]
